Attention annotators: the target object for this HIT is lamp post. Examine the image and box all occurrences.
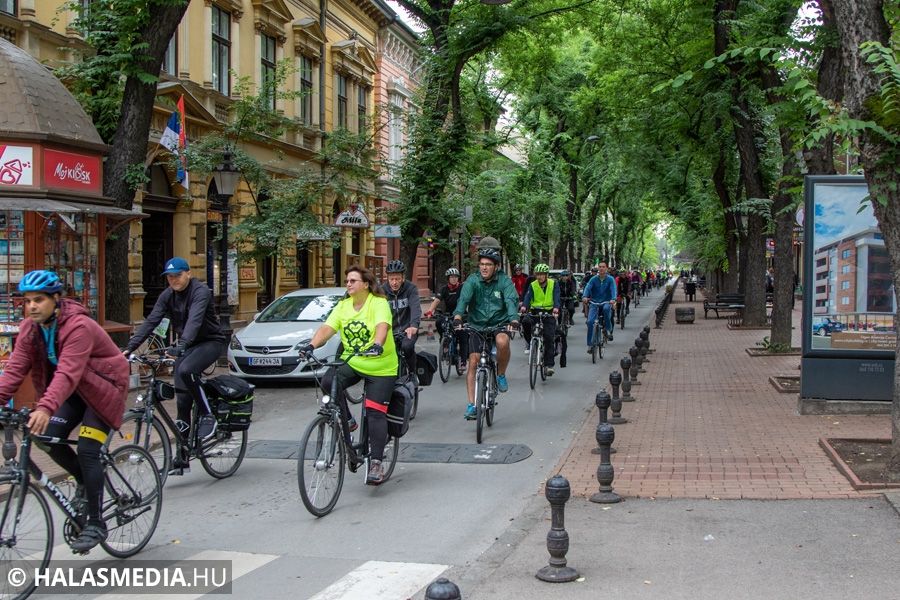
[211,151,241,346]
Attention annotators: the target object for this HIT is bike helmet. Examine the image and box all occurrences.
[385,260,406,274]
[477,247,501,264]
[19,270,63,294]
[534,264,550,274]
[561,270,571,276]
[476,236,501,251]
[445,267,460,277]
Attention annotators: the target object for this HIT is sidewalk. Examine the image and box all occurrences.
[447,294,900,599]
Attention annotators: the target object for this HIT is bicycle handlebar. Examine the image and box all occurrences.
[0,405,31,427]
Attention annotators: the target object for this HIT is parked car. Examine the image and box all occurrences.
[812,317,843,337]
[227,287,346,380]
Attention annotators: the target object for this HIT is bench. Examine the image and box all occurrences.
[703,293,745,319]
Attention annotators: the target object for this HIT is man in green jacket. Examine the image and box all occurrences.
[453,247,520,419]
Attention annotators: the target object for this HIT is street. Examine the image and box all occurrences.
[49,294,661,599]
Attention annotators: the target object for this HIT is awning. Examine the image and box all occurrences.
[0,197,147,219]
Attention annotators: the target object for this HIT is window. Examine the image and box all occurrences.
[841,264,851,274]
[261,34,276,110]
[162,35,177,76]
[357,85,368,134]
[841,297,850,305]
[337,74,348,129]
[211,6,231,95]
[389,93,404,166]
[841,281,850,290]
[841,249,851,259]
[0,0,15,16]
[299,56,314,125]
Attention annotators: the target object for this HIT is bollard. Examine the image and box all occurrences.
[609,371,622,403]
[590,423,621,504]
[641,328,654,353]
[592,391,616,454]
[621,377,634,402]
[609,385,628,425]
[629,347,641,385]
[634,339,646,373]
[638,338,649,365]
[536,475,580,583]
[425,578,462,600]
[620,356,632,385]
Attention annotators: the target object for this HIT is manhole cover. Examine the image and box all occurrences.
[248,439,532,464]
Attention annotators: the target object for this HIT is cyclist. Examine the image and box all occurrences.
[124,257,226,473]
[0,270,129,552]
[453,248,519,419]
[381,260,421,383]
[582,265,599,318]
[582,261,617,350]
[424,267,466,371]
[615,267,631,324]
[558,270,577,327]
[299,265,397,485]
[511,265,528,302]
[520,264,559,376]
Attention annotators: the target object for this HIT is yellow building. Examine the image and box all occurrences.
[1,0,403,327]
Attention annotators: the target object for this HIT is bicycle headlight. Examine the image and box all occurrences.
[321,394,331,405]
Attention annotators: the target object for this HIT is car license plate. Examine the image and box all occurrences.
[249,357,282,366]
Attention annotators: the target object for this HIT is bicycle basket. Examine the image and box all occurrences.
[153,380,176,401]
[387,379,415,438]
[205,375,254,431]
[415,351,438,386]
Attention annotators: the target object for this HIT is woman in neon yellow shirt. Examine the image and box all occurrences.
[301,265,398,485]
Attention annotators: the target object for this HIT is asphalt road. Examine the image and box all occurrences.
[46,293,662,599]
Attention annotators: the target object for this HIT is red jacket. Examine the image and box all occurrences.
[511,273,528,298]
[0,298,128,429]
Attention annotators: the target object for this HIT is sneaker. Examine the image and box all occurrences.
[524,346,530,354]
[197,414,217,441]
[608,333,614,342]
[546,367,555,377]
[497,374,509,393]
[347,416,358,432]
[174,419,190,436]
[464,403,476,420]
[70,522,107,553]
[587,346,594,355]
[366,459,384,485]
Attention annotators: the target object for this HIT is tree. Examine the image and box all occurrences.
[61,0,189,324]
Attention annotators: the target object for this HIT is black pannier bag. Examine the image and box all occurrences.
[386,379,415,438]
[204,375,255,431]
[415,351,437,386]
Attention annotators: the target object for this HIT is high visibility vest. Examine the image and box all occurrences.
[530,279,555,309]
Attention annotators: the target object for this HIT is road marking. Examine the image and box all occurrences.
[309,560,448,600]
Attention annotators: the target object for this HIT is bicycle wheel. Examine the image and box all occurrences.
[528,338,539,389]
[199,428,248,479]
[598,328,605,360]
[101,445,162,558]
[485,372,495,427]
[539,339,547,381]
[297,414,345,517]
[438,337,452,383]
[116,412,172,486]
[591,323,599,364]
[619,305,626,330]
[0,480,52,600]
[475,369,487,444]
[377,435,400,483]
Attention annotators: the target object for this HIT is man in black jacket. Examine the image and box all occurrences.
[125,257,226,471]
[382,260,421,381]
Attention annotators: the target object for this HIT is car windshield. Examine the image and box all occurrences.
[256,294,342,322]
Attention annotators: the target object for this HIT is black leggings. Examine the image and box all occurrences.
[322,364,394,461]
[42,394,110,526]
[173,340,224,424]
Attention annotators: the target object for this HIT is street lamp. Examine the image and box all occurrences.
[211,151,240,347]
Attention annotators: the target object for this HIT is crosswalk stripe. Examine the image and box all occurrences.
[309,560,448,600]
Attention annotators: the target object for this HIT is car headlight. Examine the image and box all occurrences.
[230,336,244,351]
[293,338,312,353]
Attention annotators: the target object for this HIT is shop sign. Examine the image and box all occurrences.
[43,149,101,194]
[334,204,370,228]
[0,145,34,186]
[374,224,401,238]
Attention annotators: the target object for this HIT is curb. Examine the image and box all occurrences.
[819,437,900,491]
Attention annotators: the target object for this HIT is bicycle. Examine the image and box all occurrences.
[0,406,162,598]
[616,295,627,330]
[296,351,402,517]
[349,333,420,420]
[109,349,249,486]
[525,311,553,389]
[436,315,465,383]
[458,325,510,444]
[587,300,613,363]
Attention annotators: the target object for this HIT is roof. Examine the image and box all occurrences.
[0,38,106,152]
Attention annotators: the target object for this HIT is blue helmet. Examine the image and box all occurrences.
[19,270,63,294]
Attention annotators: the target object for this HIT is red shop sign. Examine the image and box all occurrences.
[43,149,101,194]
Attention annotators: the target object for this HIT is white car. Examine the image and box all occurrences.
[227,287,346,380]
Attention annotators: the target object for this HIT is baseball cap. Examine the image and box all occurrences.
[161,257,190,275]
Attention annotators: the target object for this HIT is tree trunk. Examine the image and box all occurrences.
[830,0,900,475]
[712,136,739,292]
[103,4,189,324]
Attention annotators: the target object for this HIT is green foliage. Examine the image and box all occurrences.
[756,336,793,353]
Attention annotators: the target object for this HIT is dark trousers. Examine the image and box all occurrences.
[322,364,393,461]
[396,333,418,378]
[173,340,225,423]
[522,313,557,368]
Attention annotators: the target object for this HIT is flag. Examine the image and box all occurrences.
[160,95,189,189]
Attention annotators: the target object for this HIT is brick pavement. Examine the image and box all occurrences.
[556,296,891,500]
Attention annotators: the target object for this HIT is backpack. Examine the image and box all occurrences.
[204,375,255,431]
[386,379,415,438]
